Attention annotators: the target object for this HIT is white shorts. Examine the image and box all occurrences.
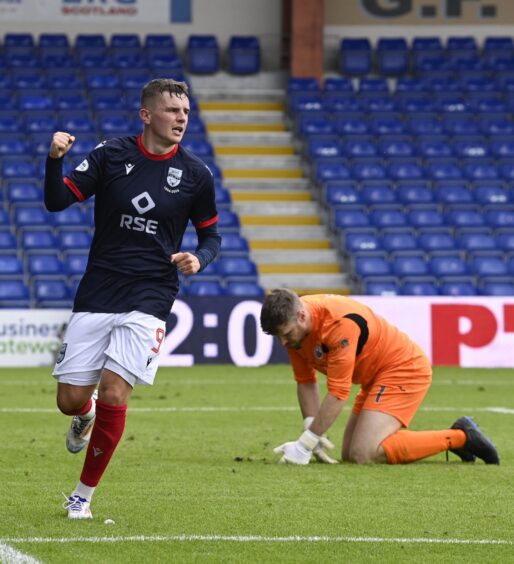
[53,311,166,388]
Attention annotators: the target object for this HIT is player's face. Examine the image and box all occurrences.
[276,310,310,350]
[143,92,190,147]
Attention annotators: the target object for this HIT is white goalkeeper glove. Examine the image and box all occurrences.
[273,429,320,465]
[303,416,339,464]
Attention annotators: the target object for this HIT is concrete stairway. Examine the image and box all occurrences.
[198,93,351,295]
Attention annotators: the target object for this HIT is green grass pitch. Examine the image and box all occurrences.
[1,365,513,563]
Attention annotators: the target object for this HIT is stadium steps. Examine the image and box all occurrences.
[198,91,350,295]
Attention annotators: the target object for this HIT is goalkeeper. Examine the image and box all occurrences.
[260,289,499,466]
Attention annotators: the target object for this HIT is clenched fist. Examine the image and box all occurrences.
[49,131,76,159]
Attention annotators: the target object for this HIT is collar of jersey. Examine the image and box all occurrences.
[137,134,179,160]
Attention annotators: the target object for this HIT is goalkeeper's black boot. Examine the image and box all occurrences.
[449,416,500,465]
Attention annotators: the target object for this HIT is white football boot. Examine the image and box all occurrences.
[66,390,98,454]
[63,494,93,519]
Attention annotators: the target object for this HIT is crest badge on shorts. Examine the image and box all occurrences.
[166,167,182,188]
[56,343,67,364]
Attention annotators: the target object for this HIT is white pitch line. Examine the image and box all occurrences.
[0,541,41,564]
[0,406,514,414]
[2,534,513,546]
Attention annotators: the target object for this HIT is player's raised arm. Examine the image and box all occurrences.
[44,131,79,212]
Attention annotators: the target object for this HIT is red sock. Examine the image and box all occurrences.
[67,399,93,416]
[80,399,127,487]
[381,429,466,464]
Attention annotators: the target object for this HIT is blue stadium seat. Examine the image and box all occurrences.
[297,114,335,137]
[307,137,342,159]
[38,33,69,48]
[119,69,152,90]
[75,34,107,49]
[351,161,387,181]
[225,281,264,297]
[379,136,415,158]
[342,137,377,158]
[289,93,325,113]
[217,257,258,281]
[391,252,429,277]
[453,138,489,159]
[439,278,478,296]
[217,210,240,231]
[376,37,409,75]
[19,93,54,111]
[68,134,100,156]
[341,230,381,253]
[53,206,87,228]
[446,206,485,228]
[25,111,57,133]
[425,160,463,180]
[0,254,24,276]
[370,207,408,229]
[327,95,361,113]
[495,230,514,251]
[382,230,418,252]
[361,182,397,205]
[457,232,496,251]
[58,111,95,133]
[186,35,220,74]
[228,36,260,74]
[91,91,125,111]
[469,253,509,277]
[479,281,514,296]
[485,207,514,228]
[6,181,42,203]
[324,77,354,93]
[473,183,509,205]
[77,49,112,69]
[56,228,92,250]
[219,233,249,255]
[340,38,372,76]
[332,208,370,229]
[96,111,134,135]
[405,113,443,135]
[186,280,225,296]
[434,182,473,204]
[334,113,369,135]
[55,91,89,111]
[397,182,434,204]
[47,70,83,90]
[324,183,361,207]
[369,114,405,135]
[0,279,31,307]
[359,78,389,93]
[63,251,89,276]
[32,277,72,307]
[388,161,425,181]
[19,227,58,251]
[0,229,16,252]
[315,162,351,183]
[0,133,30,156]
[0,113,22,132]
[110,34,141,48]
[13,203,52,227]
[85,71,120,90]
[417,137,453,158]
[12,71,47,89]
[5,33,34,47]
[463,160,500,181]
[147,51,182,71]
[430,254,468,277]
[418,230,456,251]
[363,277,400,295]
[489,137,514,158]
[354,253,391,277]
[401,279,439,295]
[27,252,65,276]
[144,34,176,50]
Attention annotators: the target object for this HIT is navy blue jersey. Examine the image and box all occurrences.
[63,135,219,320]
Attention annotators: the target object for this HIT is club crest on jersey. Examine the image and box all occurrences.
[166,167,182,189]
[75,159,89,172]
[314,345,324,360]
[56,343,67,364]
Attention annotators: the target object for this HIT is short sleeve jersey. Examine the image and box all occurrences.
[287,295,429,401]
[64,135,218,321]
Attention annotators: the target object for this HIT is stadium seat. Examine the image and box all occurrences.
[401,279,439,295]
[434,183,473,204]
[38,33,69,48]
[469,253,509,277]
[363,278,400,295]
[382,231,418,252]
[0,254,24,276]
[217,257,258,281]
[6,181,42,203]
[27,252,65,276]
[307,138,342,159]
[186,35,220,74]
[425,160,463,180]
[334,113,369,135]
[376,37,409,75]
[332,208,370,229]
[219,233,249,255]
[0,279,31,307]
[315,162,351,183]
[25,111,58,133]
[228,36,260,74]
[418,231,456,251]
[479,281,514,296]
[0,229,16,252]
[351,161,387,181]
[457,232,496,251]
[354,253,391,277]
[340,38,372,76]
[361,182,397,205]
[298,115,335,137]
[388,161,425,181]
[495,230,514,251]
[379,136,415,158]
[19,227,58,251]
[56,228,93,250]
[439,278,478,296]
[0,134,30,156]
[225,281,265,297]
[325,183,361,207]
[217,209,240,231]
[144,34,177,50]
[187,280,225,296]
[484,208,514,229]
[324,77,354,93]
[13,204,52,228]
[342,137,377,158]
[391,253,429,277]
[75,34,107,49]
[473,183,509,205]
[52,206,87,228]
[341,230,381,253]
[110,34,141,48]
[430,254,468,277]
[446,207,485,228]
[32,277,72,307]
[5,33,34,47]
[397,182,434,204]
[370,207,408,229]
